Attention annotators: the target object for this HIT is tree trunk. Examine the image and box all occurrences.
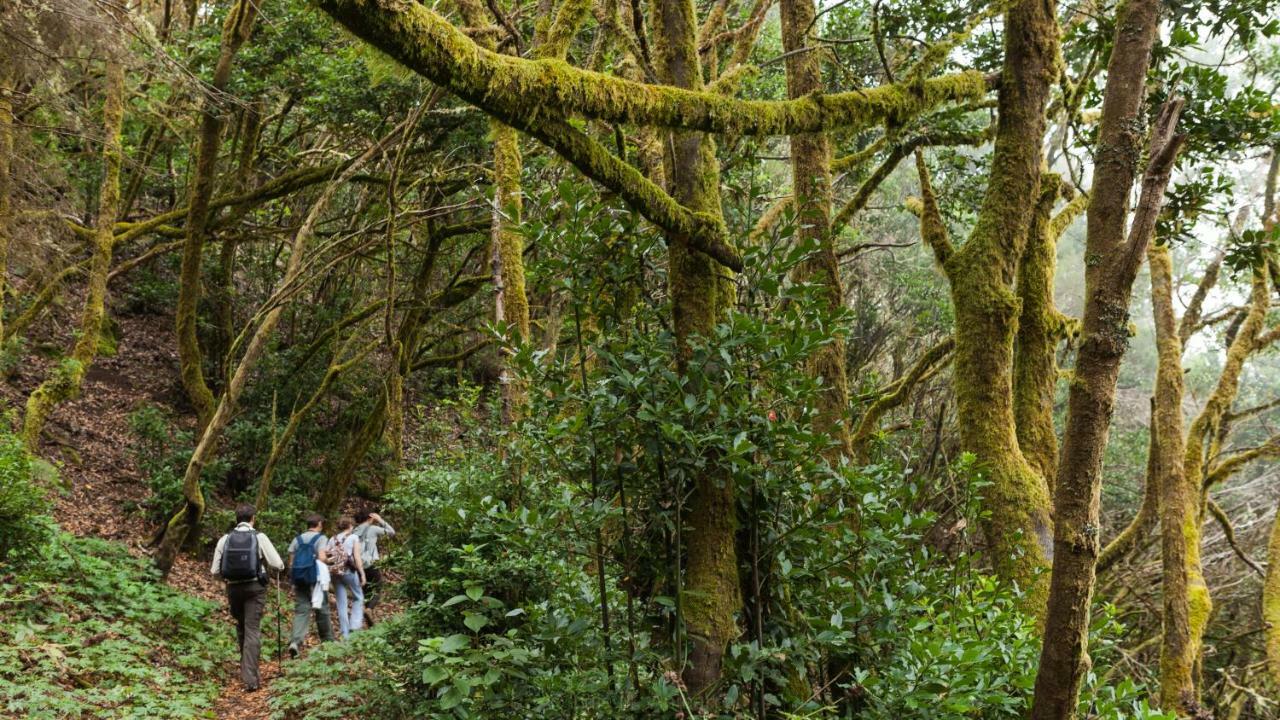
[1148,241,1198,714]
[491,122,530,431]
[1031,0,1177,698]
[779,0,850,460]
[210,104,262,386]
[0,62,14,343]
[652,0,741,697]
[937,0,1059,608]
[1012,178,1068,486]
[22,62,126,451]
[175,0,261,430]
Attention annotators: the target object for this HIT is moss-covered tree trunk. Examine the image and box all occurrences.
[1032,0,1178,699]
[1147,241,1198,713]
[1266,495,1280,686]
[1012,178,1072,486]
[491,122,530,431]
[22,62,126,451]
[928,0,1058,608]
[651,0,741,697]
[0,62,14,343]
[779,0,849,460]
[1170,264,1271,696]
[175,0,260,430]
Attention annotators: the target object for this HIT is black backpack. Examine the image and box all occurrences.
[221,528,262,581]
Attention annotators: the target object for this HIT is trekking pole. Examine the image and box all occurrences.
[276,570,284,663]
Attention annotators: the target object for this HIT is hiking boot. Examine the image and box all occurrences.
[287,644,299,659]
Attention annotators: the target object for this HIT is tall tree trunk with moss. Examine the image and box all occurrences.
[0,62,14,344]
[1146,240,1199,713]
[491,123,530,432]
[1263,154,1280,691]
[918,0,1058,607]
[652,0,741,697]
[1170,264,1271,697]
[1032,0,1179,702]
[22,62,126,451]
[1012,178,1078,487]
[779,0,850,460]
[175,0,260,430]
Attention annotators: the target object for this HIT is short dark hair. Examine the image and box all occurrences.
[337,516,354,531]
[305,513,324,529]
[354,508,371,523]
[236,504,256,523]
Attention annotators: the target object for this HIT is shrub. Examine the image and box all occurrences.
[0,426,54,563]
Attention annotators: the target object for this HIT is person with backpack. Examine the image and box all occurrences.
[327,516,367,639]
[210,504,285,691]
[286,513,334,656]
[353,508,394,624]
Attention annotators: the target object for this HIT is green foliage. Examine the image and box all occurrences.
[0,424,54,563]
[120,263,180,317]
[0,532,232,718]
[126,404,228,527]
[269,617,422,719]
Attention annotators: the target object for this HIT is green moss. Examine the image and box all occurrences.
[318,0,991,136]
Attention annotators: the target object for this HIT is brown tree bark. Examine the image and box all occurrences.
[175,0,261,431]
[1030,0,1181,701]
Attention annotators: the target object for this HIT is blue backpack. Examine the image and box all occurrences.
[291,533,323,585]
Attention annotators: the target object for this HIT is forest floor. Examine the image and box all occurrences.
[3,309,379,719]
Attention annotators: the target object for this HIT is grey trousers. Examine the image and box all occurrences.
[227,581,267,689]
[289,582,334,647]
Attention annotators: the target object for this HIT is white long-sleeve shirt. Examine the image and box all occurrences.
[211,522,285,579]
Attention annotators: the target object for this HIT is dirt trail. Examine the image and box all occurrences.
[2,312,284,717]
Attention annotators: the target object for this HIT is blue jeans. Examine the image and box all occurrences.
[334,572,364,638]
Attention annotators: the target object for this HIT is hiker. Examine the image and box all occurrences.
[327,516,367,639]
[211,504,285,692]
[353,508,394,624]
[286,513,334,656]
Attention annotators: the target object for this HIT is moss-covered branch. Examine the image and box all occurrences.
[312,0,991,136]
[911,149,954,269]
[1206,498,1265,577]
[850,337,954,459]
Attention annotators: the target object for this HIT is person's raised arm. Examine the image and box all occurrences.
[371,512,394,537]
